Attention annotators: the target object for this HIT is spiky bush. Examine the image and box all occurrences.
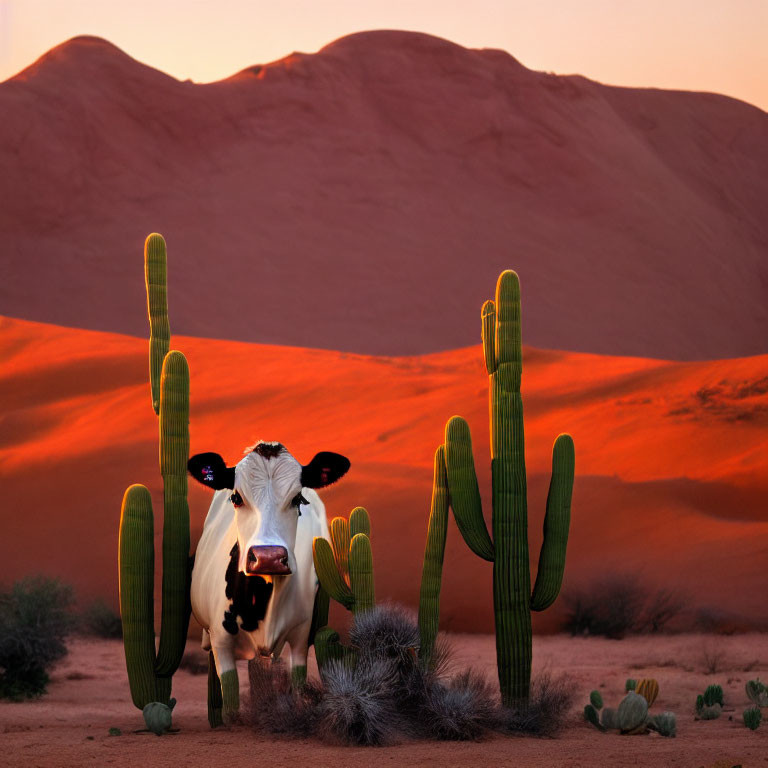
[79,598,122,639]
[0,577,75,699]
[246,604,573,746]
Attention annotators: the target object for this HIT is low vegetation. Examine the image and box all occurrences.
[0,576,75,700]
[563,574,685,638]
[79,598,122,639]
[245,605,573,745]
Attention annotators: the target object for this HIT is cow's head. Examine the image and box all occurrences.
[188,441,350,577]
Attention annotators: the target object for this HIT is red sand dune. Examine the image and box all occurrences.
[2,315,766,633]
[1,31,767,359]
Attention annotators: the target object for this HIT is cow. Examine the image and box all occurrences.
[187,440,350,721]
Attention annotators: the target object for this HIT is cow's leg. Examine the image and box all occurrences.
[286,619,311,689]
[210,633,239,724]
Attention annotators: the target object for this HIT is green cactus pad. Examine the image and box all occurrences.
[143,701,172,735]
[589,690,603,709]
[584,704,604,730]
[617,692,648,732]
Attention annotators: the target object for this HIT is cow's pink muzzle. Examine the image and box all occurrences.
[246,545,292,575]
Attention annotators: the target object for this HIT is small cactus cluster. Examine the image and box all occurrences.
[743,706,762,731]
[746,679,768,707]
[695,684,724,720]
[584,678,675,737]
[312,507,375,671]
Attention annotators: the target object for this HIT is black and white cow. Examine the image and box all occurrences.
[187,440,349,721]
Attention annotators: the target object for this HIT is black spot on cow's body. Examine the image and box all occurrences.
[252,441,284,459]
[222,543,273,635]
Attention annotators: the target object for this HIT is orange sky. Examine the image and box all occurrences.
[1,0,766,111]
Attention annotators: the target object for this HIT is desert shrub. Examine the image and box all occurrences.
[496,671,575,737]
[79,598,122,638]
[245,604,573,745]
[563,574,684,638]
[0,576,75,699]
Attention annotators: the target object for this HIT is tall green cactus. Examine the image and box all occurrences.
[443,270,575,706]
[417,445,449,668]
[313,507,375,614]
[119,234,191,729]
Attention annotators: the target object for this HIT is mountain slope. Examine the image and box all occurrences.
[1,31,767,358]
[2,316,766,632]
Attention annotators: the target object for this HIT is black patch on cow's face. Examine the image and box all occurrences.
[188,452,236,490]
[222,542,274,635]
[301,452,351,488]
[252,442,284,459]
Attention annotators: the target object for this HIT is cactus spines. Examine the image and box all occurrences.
[746,679,768,707]
[442,270,574,706]
[207,651,223,728]
[744,706,762,730]
[144,233,170,415]
[617,691,648,732]
[635,678,659,707]
[590,690,604,709]
[119,484,157,709]
[418,445,449,668]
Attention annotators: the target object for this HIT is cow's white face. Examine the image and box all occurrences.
[231,443,306,575]
[188,440,350,580]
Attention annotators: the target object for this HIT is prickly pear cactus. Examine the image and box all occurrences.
[636,678,659,707]
[617,692,648,732]
[746,679,768,707]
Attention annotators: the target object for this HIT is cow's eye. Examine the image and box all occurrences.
[229,491,244,507]
[291,492,308,514]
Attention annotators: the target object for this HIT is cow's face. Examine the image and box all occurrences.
[189,442,350,578]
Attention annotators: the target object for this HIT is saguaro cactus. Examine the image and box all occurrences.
[119,234,191,731]
[443,270,574,706]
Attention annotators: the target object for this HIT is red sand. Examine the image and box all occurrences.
[1,315,766,633]
[1,31,766,359]
[1,633,766,767]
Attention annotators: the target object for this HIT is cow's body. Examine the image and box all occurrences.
[191,485,329,673]
[187,441,349,721]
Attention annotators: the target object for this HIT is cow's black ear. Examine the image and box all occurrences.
[188,452,236,490]
[301,452,350,488]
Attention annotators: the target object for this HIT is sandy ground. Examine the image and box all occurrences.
[2,633,767,767]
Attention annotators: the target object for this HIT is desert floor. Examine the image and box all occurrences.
[2,632,766,767]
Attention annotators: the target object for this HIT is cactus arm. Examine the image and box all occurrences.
[119,484,157,709]
[219,669,239,723]
[308,585,330,647]
[491,270,532,706]
[444,416,494,561]
[155,351,191,678]
[349,506,371,538]
[530,433,574,611]
[207,651,223,728]
[329,517,351,581]
[313,537,354,609]
[482,300,497,375]
[418,445,449,667]
[144,234,170,415]
[349,533,375,614]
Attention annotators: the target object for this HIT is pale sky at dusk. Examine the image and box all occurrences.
[1,0,766,111]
